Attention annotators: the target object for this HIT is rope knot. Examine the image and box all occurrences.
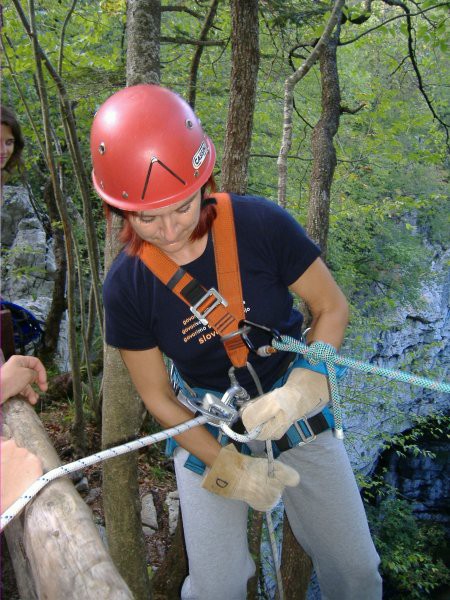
[305,341,337,366]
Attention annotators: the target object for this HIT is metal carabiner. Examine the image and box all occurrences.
[220,319,282,358]
[238,319,282,357]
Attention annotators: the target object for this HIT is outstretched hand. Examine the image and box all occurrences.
[1,355,48,405]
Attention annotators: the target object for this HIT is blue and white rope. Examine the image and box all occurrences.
[272,336,450,439]
[0,415,208,531]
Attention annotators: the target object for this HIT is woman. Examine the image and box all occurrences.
[1,106,25,182]
[92,84,382,600]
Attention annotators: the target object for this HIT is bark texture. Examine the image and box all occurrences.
[126,0,161,87]
[151,511,188,598]
[307,37,341,260]
[102,225,151,600]
[41,179,67,359]
[281,513,313,599]
[221,0,259,194]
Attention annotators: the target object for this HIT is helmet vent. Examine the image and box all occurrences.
[98,142,106,154]
[185,119,193,129]
[122,192,128,199]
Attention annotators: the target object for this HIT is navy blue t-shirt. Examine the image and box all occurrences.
[103,194,321,396]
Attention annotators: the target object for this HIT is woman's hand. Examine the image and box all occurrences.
[202,444,300,511]
[241,368,330,440]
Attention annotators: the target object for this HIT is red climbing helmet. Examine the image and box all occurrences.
[90,84,216,211]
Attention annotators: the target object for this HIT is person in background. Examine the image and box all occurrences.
[92,84,382,600]
[0,355,47,511]
[1,105,25,183]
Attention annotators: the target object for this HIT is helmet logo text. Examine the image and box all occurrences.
[192,141,209,170]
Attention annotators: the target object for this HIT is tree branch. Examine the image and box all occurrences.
[340,3,449,46]
[382,0,449,143]
[340,102,366,115]
[160,35,224,46]
[162,5,203,19]
[188,0,219,108]
[58,0,78,77]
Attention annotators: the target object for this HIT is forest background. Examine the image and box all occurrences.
[1,0,449,598]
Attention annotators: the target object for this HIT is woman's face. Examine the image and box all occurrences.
[128,190,202,256]
[1,124,15,170]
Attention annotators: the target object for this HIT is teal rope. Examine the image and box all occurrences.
[272,336,450,439]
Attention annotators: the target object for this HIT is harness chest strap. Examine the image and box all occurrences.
[138,193,248,368]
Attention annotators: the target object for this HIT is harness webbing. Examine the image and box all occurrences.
[138,193,248,368]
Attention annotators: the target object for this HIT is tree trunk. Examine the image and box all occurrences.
[247,509,265,599]
[14,0,86,454]
[307,34,341,260]
[151,510,188,598]
[126,0,161,87]
[281,513,313,599]
[102,345,150,599]
[277,0,345,208]
[221,0,259,194]
[101,2,161,598]
[41,178,67,360]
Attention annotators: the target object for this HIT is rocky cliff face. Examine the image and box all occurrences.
[343,240,448,466]
[1,185,69,370]
[341,225,449,533]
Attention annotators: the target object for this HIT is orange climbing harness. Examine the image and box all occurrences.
[138,193,248,368]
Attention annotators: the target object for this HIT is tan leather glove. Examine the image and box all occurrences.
[241,368,330,441]
[202,444,300,512]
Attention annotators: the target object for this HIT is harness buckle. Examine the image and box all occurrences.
[293,417,316,445]
[190,288,228,325]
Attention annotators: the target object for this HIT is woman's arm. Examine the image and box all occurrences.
[289,257,349,350]
[120,347,221,467]
[241,258,349,440]
[121,346,300,510]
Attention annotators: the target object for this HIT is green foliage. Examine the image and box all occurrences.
[2,5,449,595]
[366,496,449,599]
[387,412,450,456]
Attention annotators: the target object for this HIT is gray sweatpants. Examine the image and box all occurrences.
[174,430,382,600]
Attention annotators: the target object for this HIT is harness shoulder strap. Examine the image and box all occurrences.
[138,193,248,368]
[210,193,247,367]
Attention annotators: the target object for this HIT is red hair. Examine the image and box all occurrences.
[104,176,218,257]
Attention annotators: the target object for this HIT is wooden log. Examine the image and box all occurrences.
[2,399,133,599]
[4,517,38,600]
